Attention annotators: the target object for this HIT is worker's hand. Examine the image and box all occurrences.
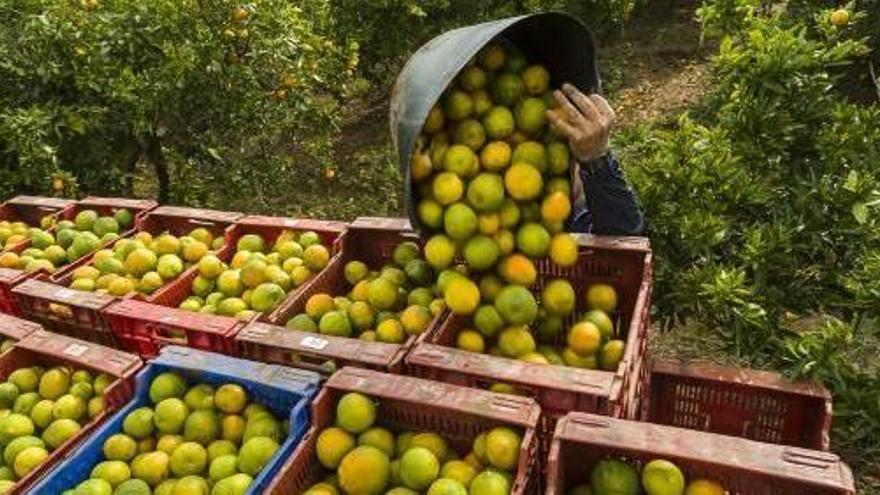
[546,83,615,163]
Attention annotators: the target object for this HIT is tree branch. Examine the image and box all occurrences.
[122,140,141,196]
[143,136,170,203]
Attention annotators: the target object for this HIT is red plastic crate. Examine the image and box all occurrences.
[12,206,241,346]
[236,217,444,374]
[407,235,653,435]
[11,279,118,346]
[44,197,159,281]
[1,329,141,494]
[546,412,855,495]
[149,215,346,320]
[0,195,75,231]
[62,196,157,227]
[645,358,833,451]
[265,366,542,494]
[0,312,43,355]
[0,196,76,315]
[102,299,245,359]
[100,216,345,360]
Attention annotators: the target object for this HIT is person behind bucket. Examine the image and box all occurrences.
[546,83,645,236]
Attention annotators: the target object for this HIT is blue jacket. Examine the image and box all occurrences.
[567,152,645,235]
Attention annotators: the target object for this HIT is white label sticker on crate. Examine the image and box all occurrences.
[53,289,75,301]
[300,336,329,350]
[63,343,89,357]
[283,219,299,228]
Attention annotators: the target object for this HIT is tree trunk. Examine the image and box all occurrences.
[144,136,170,203]
[122,141,141,197]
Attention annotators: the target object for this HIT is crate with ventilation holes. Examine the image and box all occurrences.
[236,217,445,375]
[102,216,348,360]
[264,366,542,494]
[407,235,652,441]
[12,206,241,346]
[546,412,854,495]
[0,312,44,357]
[0,196,76,315]
[0,329,141,494]
[31,345,319,495]
[645,358,833,451]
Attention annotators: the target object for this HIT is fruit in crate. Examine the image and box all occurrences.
[177,230,331,319]
[284,241,444,344]
[302,391,524,494]
[62,372,285,494]
[68,226,222,298]
[0,222,30,251]
[0,364,115,485]
[451,280,625,377]
[0,208,134,274]
[568,458,725,495]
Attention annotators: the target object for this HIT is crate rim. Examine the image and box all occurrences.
[328,366,542,428]
[550,412,855,493]
[29,345,320,494]
[651,357,832,400]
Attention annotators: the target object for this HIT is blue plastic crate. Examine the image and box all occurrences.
[30,345,321,494]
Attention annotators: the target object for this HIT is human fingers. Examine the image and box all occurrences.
[546,108,577,138]
[562,83,601,122]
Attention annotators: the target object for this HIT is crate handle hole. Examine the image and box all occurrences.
[291,352,337,371]
[48,303,74,320]
[150,325,189,346]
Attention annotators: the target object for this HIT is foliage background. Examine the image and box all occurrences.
[1,0,878,490]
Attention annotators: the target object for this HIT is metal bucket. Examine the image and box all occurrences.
[390,12,600,230]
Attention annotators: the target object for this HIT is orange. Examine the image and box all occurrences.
[306,294,336,320]
[443,90,473,122]
[459,66,488,91]
[479,141,512,172]
[444,278,480,315]
[466,174,505,212]
[456,330,485,353]
[514,97,547,135]
[549,233,578,267]
[432,172,464,206]
[541,191,571,224]
[599,340,625,371]
[442,145,479,178]
[504,163,543,201]
[411,152,433,182]
[482,107,515,140]
[497,254,536,286]
[521,65,550,95]
[586,284,618,313]
[423,105,445,134]
[479,44,506,71]
[453,119,486,151]
[568,321,602,356]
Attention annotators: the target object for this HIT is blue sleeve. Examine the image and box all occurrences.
[570,152,645,235]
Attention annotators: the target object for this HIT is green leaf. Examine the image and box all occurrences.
[852,202,868,224]
[843,170,859,192]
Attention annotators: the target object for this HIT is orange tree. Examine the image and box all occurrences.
[0,0,356,202]
[327,0,640,87]
[622,0,879,486]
